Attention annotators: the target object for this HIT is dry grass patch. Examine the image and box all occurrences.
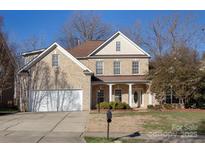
[86,111,156,133]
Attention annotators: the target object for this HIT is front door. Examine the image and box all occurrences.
[132,90,142,108]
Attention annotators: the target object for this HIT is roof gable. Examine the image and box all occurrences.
[88,31,150,57]
[18,42,93,74]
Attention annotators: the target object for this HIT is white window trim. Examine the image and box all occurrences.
[96,60,104,75]
[113,59,121,75]
[132,59,140,75]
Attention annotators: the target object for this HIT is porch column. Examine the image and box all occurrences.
[149,93,152,105]
[108,84,113,102]
[147,83,152,105]
[128,83,133,107]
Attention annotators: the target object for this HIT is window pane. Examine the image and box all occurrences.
[97,90,104,103]
[116,41,120,51]
[115,89,122,102]
[96,61,103,75]
[132,61,139,74]
[52,54,59,67]
[114,61,120,75]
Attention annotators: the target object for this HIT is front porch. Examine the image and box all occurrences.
[91,82,153,109]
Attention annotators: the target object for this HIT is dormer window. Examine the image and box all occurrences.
[116,41,121,51]
[52,54,59,67]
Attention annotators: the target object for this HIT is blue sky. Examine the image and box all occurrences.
[0,10,205,52]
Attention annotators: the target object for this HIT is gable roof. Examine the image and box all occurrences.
[68,40,104,58]
[88,31,151,57]
[18,42,93,74]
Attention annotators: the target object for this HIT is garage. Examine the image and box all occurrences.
[29,89,83,112]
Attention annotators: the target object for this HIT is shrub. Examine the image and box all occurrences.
[96,102,130,110]
[198,102,205,109]
[115,102,130,109]
[147,104,162,111]
[154,105,162,110]
[147,105,154,109]
[97,102,110,109]
[162,104,175,110]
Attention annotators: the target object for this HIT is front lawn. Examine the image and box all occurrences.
[86,110,205,135]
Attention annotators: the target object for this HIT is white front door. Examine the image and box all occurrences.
[132,90,142,108]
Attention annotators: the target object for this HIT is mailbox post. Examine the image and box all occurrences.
[106,107,112,139]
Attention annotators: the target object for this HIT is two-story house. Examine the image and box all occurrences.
[18,31,155,112]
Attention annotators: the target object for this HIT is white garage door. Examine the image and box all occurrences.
[29,90,83,112]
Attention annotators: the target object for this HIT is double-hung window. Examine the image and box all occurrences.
[96,61,103,75]
[52,54,59,67]
[114,61,120,75]
[132,60,139,74]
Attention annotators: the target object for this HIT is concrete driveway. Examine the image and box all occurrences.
[0,112,88,143]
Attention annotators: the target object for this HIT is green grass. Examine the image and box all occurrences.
[84,136,147,143]
[141,111,205,133]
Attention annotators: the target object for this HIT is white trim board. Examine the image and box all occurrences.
[18,42,93,74]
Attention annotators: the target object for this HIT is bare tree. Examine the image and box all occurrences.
[59,11,112,48]
[122,21,144,46]
[143,14,204,58]
[0,17,17,108]
[21,35,46,52]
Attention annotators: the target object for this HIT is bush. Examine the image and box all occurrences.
[198,102,205,109]
[96,102,130,110]
[162,104,175,110]
[115,102,130,109]
[97,102,110,109]
[147,105,154,109]
[154,105,162,110]
[147,104,162,111]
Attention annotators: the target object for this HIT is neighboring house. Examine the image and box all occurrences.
[0,33,18,108]
[18,31,156,112]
